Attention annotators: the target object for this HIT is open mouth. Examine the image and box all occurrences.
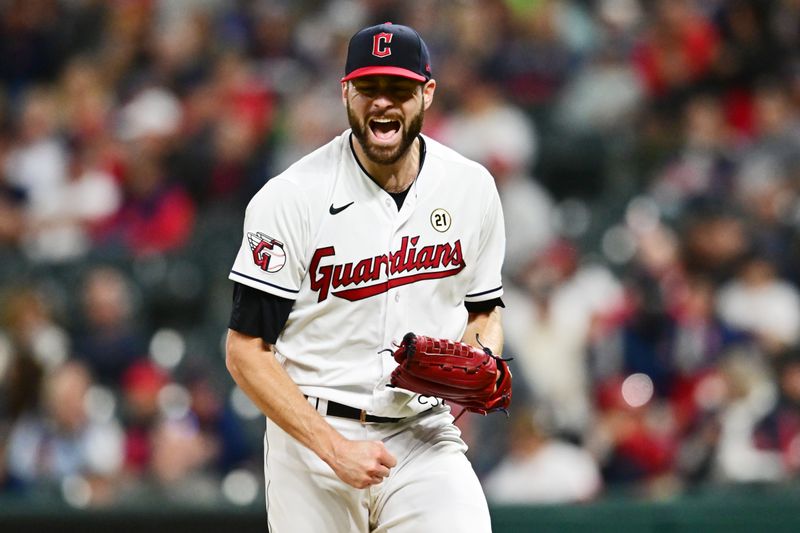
[369,117,401,143]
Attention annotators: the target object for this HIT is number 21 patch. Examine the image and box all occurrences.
[430,208,451,232]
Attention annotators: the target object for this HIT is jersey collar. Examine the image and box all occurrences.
[347,133,426,194]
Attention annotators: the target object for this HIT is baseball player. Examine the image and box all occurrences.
[226,22,510,533]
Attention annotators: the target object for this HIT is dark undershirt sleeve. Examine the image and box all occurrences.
[229,282,294,344]
[465,297,505,314]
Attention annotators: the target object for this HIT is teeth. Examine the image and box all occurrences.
[372,118,396,123]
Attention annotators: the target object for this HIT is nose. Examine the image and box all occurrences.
[370,92,395,110]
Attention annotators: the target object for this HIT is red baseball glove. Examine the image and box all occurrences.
[389,332,512,415]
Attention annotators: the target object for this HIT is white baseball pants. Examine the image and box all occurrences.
[262,406,492,532]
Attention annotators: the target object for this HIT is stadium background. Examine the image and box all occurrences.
[1,0,800,531]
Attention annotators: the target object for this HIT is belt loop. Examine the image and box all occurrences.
[318,398,329,416]
[307,396,328,416]
[359,409,367,425]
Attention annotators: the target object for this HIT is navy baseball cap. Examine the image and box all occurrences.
[342,22,432,83]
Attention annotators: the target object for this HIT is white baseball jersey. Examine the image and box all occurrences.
[230,131,505,418]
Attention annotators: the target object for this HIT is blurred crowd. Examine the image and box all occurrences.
[1,0,800,508]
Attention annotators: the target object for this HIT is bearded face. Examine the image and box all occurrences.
[345,77,427,166]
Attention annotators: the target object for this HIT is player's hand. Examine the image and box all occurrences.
[329,438,397,489]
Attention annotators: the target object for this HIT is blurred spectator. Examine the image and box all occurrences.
[716,253,800,354]
[4,360,124,502]
[0,286,70,371]
[735,156,796,276]
[119,363,238,503]
[738,79,800,177]
[772,0,800,59]
[3,88,69,244]
[93,137,196,257]
[734,81,800,281]
[713,351,785,482]
[22,139,121,262]
[436,67,538,172]
[140,416,220,503]
[675,388,724,486]
[594,0,642,48]
[72,266,147,385]
[437,73,554,280]
[555,46,644,135]
[0,0,65,92]
[712,0,785,134]
[185,367,250,474]
[622,211,685,311]
[0,423,20,493]
[58,58,114,147]
[101,1,158,95]
[149,8,213,95]
[120,360,169,476]
[116,86,183,149]
[649,94,737,219]
[495,0,585,108]
[483,407,602,504]
[554,2,644,135]
[754,349,800,475]
[272,86,345,175]
[504,240,624,437]
[0,347,44,494]
[1,348,44,423]
[633,0,719,106]
[0,135,26,244]
[679,203,749,282]
[588,377,678,489]
[169,41,279,208]
[668,275,750,393]
[591,268,748,430]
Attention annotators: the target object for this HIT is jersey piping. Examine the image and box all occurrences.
[466,286,503,298]
[230,269,301,294]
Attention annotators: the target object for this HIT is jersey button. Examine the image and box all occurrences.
[385,198,392,207]
[395,293,400,302]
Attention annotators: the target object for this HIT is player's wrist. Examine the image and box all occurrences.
[319,429,350,467]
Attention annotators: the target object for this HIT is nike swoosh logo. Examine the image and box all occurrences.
[329,201,354,215]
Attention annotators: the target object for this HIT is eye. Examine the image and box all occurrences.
[391,86,416,99]
[354,84,378,97]
[352,81,419,100]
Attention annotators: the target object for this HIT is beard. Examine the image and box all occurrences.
[347,101,424,166]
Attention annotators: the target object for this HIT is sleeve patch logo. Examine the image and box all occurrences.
[247,232,287,273]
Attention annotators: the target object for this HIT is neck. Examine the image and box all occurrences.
[352,136,420,193]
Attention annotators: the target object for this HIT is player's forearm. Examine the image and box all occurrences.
[225,329,344,464]
[462,307,504,355]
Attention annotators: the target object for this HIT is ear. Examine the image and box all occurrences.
[422,79,436,110]
[341,81,349,106]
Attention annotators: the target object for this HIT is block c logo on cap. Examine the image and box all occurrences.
[372,32,393,58]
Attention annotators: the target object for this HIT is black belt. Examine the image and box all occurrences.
[307,396,406,423]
